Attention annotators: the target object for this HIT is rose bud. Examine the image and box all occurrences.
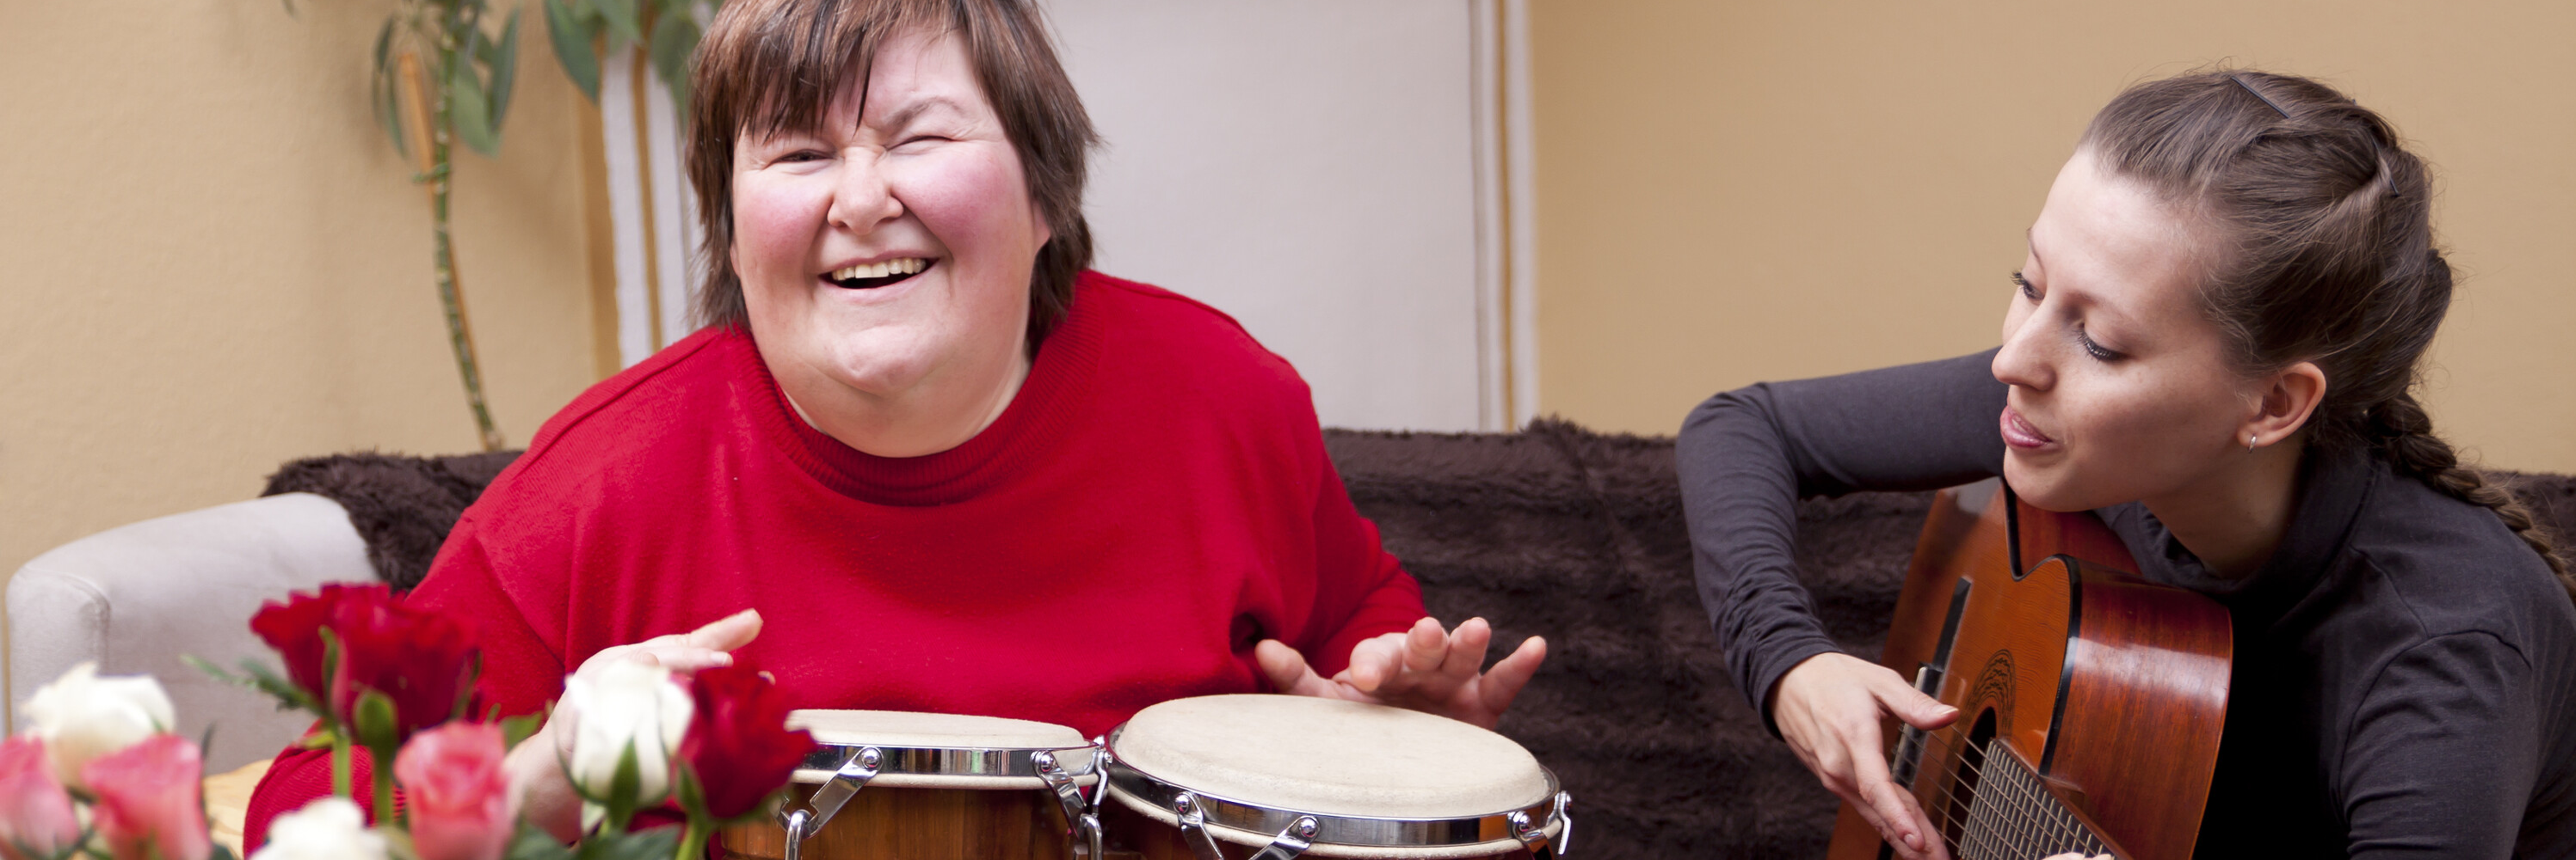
[327,587,480,739]
[248,798,388,860]
[0,735,81,860]
[81,734,212,860]
[564,659,693,804]
[23,661,174,790]
[392,722,517,860]
[249,584,345,702]
[680,663,816,820]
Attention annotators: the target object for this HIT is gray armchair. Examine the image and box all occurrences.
[6,493,374,772]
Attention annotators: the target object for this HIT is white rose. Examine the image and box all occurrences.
[21,661,174,789]
[562,659,692,803]
[249,797,388,860]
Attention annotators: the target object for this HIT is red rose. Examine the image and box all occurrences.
[393,722,516,860]
[252,584,480,738]
[678,663,814,820]
[249,584,353,702]
[82,734,212,860]
[328,589,480,738]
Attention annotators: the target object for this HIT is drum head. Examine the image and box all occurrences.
[787,709,1095,790]
[1110,695,1548,818]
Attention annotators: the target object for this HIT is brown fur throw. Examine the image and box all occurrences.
[260,423,2576,858]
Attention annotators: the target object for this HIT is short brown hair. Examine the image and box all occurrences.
[686,0,1099,354]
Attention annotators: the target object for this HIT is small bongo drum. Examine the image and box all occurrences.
[719,710,1102,860]
[1098,695,1572,859]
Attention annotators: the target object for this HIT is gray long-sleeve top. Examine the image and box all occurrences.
[1677,350,2576,858]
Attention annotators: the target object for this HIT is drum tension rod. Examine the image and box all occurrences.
[778,746,883,860]
[1033,750,1104,860]
[1174,792,1316,860]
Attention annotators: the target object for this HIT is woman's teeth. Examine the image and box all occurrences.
[832,258,927,281]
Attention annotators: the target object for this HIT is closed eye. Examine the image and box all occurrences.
[2010,270,2038,301]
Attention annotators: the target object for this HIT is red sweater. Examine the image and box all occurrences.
[243,272,1426,846]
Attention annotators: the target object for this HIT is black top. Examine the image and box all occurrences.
[1677,350,2576,858]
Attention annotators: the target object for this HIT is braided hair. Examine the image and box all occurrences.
[2080,70,2571,598]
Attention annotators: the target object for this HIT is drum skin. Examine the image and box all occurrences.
[718,782,1077,860]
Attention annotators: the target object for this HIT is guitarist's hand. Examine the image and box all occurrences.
[1775,652,1960,860]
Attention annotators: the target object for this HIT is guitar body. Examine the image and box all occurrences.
[1823,481,2231,860]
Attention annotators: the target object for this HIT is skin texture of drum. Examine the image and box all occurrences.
[1099,696,1564,859]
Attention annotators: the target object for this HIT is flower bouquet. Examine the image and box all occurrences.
[6,583,813,860]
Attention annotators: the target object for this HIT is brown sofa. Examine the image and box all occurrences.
[263,421,2576,859]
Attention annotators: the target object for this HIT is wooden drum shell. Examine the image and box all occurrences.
[717,782,1077,860]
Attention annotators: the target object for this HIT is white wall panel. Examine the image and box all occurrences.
[1047,2,1490,431]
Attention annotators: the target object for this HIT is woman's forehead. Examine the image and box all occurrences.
[2030,151,2212,320]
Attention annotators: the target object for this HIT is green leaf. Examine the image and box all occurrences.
[373,18,409,160]
[451,44,502,157]
[484,8,521,133]
[500,709,548,752]
[604,742,642,832]
[595,0,645,48]
[505,822,578,860]
[571,826,678,860]
[542,0,602,102]
[647,11,699,121]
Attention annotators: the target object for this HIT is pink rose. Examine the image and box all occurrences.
[392,722,516,860]
[0,735,81,860]
[81,734,212,860]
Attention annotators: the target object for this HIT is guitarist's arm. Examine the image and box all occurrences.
[2339,632,2538,858]
[1678,350,2009,860]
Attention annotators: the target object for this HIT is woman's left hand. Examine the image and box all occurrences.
[1256,617,1546,729]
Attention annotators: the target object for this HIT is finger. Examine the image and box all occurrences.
[1256,639,1343,699]
[1476,636,1547,716]
[1346,633,1404,693]
[1402,617,1448,674]
[1871,673,1958,731]
[1851,741,1933,857]
[683,608,763,652]
[1440,617,1495,678]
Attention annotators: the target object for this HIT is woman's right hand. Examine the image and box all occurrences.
[504,609,765,840]
[1773,651,1960,860]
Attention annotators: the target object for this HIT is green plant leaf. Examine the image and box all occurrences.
[505,822,578,860]
[373,18,410,160]
[602,741,643,833]
[451,45,502,157]
[484,8,521,133]
[571,826,678,860]
[596,0,645,48]
[499,710,548,751]
[647,11,699,121]
[543,0,601,102]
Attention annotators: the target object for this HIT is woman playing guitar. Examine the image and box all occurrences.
[1679,70,2576,859]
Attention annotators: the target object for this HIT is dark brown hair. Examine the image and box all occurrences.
[2081,69,2571,594]
[685,0,1099,354]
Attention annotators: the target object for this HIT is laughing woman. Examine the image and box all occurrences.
[242,0,1544,847]
[1681,71,2575,858]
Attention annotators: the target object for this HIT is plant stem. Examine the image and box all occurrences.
[332,731,353,798]
[677,818,710,860]
[407,42,505,452]
[371,748,401,829]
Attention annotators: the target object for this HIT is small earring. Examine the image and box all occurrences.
[2247,433,2259,453]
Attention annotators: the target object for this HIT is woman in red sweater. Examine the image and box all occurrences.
[242,0,1546,846]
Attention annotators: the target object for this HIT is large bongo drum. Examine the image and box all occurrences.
[719,710,1101,860]
[1097,696,1572,859]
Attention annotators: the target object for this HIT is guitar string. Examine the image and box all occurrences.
[1890,729,2105,858]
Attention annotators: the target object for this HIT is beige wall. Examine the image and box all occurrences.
[1528,0,2576,473]
[0,3,602,583]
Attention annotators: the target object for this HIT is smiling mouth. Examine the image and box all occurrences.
[827,257,932,289]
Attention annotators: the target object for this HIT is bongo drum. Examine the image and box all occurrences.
[719,710,1102,860]
[1097,695,1572,859]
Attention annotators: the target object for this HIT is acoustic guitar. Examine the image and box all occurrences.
[1822,479,2231,860]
